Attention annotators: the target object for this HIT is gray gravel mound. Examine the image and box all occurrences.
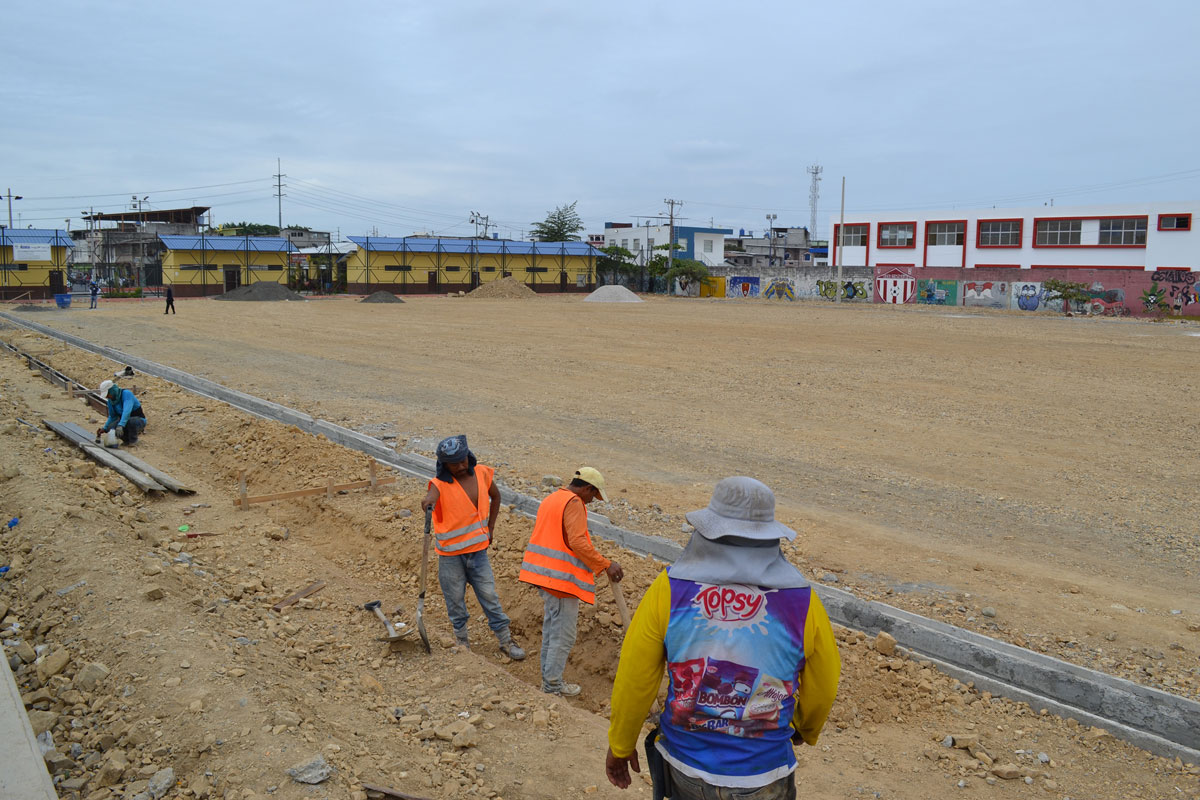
[583,285,643,303]
[213,282,306,302]
[361,290,405,303]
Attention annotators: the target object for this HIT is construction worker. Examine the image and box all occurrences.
[89,280,99,309]
[519,467,623,697]
[421,435,526,660]
[97,377,147,445]
[605,476,840,799]
[164,285,176,314]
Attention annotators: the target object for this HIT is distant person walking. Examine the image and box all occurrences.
[89,281,99,309]
[164,286,176,314]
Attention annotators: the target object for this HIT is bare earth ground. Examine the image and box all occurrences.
[0,295,1198,799]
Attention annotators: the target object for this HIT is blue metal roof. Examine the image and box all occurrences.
[347,236,599,257]
[159,234,297,253]
[0,229,74,247]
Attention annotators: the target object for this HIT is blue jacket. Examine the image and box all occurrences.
[105,389,142,429]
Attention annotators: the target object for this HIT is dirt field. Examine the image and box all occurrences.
[2,295,1199,799]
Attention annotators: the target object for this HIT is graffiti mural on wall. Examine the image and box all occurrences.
[963,281,1009,309]
[1150,270,1199,315]
[875,269,916,304]
[727,276,760,297]
[917,279,959,306]
[1012,282,1050,312]
[763,278,796,300]
[1083,284,1127,316]
[816,279,871,301]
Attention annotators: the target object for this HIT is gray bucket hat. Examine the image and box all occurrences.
[685,476,796,542]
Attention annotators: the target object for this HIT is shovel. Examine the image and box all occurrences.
[363,600,412,643]
[416,507,432,653]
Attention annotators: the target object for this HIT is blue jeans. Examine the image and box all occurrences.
[437,550,510,639]
[538,589,579,692]
[121,417,146,443]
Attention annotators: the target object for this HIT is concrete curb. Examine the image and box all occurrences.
[3,311,1198,765]
[0,645,59,799]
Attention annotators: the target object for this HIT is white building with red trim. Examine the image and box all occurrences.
[830,203,1195,272]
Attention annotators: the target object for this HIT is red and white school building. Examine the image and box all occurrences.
[830,203,1197,315]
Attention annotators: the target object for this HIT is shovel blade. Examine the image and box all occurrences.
[416,595,430,653]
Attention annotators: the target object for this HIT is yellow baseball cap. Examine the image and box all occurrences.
[574,467,608,501]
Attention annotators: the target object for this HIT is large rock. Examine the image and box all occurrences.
[874,631,897,656]
[452,723,479,748]
[27,709,58,736]
[286,754,332,784]
[990,763,1022,780]
[37,649,71,683]
[96,752,130,787]
[75,661,111,692]
[147,767,175,799]
[273,709,302,727]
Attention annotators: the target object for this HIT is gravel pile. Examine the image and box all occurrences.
[360,290,405,303]
[213,282,306,302]
[468,277,538,299]
[583,285,643,303]
[10,304,53,312]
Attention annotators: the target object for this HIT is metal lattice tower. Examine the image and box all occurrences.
[807,164,822,238]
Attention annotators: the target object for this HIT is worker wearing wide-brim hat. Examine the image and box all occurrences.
[605,476,841,797]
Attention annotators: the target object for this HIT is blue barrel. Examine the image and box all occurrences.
[54,293,72,309]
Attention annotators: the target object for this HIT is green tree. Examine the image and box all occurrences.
[646,242,684,277]
[664,258,709,295]
[215,221,281,236]
[597,245,638,283]
[1042,278,1093,315]
[530,202,584,242]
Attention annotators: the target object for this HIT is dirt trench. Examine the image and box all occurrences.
[1,324,1198,799]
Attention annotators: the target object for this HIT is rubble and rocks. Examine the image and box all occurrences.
[467,276,538,299]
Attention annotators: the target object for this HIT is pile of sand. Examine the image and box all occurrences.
[11,304,53,312]
[468,277,538,299]
[583,284,643,303]
[360,290,405,303]
[213,282,306,302]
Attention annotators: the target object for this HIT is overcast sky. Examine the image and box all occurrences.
[3,0,1197,240]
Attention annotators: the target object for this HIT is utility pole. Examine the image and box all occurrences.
[836,177,845,303]
[5,188,22,229]
[806,165,822,242]
[273,158,287,231]
[470,211,491,238]
[663,198,681,283]
[765,213,777,267]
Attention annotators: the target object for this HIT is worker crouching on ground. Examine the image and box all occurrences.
[605,476,841,799]
[97,378,147,445]
[519,467,624,697]
[421,435,526,660]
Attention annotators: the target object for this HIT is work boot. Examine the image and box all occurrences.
[455,633,470,650]
[544,683,581,697]
[496,630,526,661]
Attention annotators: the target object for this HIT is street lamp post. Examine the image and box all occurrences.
[5,188,22,229]
[765,213,777,267]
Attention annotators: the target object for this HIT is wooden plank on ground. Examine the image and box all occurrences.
[233,475,397,507]
[42,420,167,494]
[59,421,195,494]
[271,581,326,613]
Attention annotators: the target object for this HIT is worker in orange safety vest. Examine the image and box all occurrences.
[422,435,525,659]
[519,467,623,696]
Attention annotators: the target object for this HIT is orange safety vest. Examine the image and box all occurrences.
[428,464,494,557]
[519,488,597,604]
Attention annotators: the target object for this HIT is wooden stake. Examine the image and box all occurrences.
[369,459,377,490]
[326,476,334,499]
[271,580,326,613]
[238,470,248,511]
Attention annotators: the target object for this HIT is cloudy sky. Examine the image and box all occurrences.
[3,0,1197,240]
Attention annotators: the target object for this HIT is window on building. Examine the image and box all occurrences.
[1098,217,1147,245]
[926,222,964,246]
[678,238,687,249]
[703,239,713,253]
[648,238,655,249]
[482,266,496,272]
[1158,214,1191,231]
[879,223,915,248]
[526,266,548,273]
[384,265,413,271]
[978,220,1022,247]
[621,239,628,249]
[633,239,640,251]
[445,265,461,272]
[837,224,868,247]
[1035,219,1082,246]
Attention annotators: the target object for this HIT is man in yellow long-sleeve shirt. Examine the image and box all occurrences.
[605,476,840,799]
